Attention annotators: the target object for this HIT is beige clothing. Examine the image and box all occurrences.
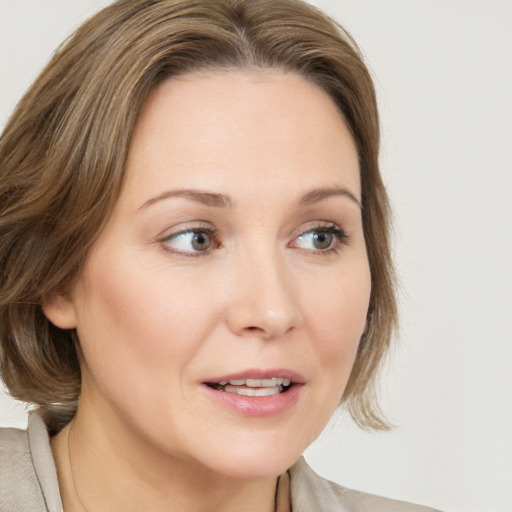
[0,413,442,511]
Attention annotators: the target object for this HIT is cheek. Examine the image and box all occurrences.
[72,250,217,393]
[303,262,371,380]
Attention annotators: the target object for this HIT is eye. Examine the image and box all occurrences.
[297,231,333,250]
[161,229,215,254]
[292,224,347,252]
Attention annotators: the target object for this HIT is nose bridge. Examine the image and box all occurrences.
[227,236,300,339]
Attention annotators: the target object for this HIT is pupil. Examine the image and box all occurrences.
[313,232,332,249]
[192,232,210,251]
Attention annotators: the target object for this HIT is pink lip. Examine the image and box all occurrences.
[203,368,306,384]
[201,368,305,418]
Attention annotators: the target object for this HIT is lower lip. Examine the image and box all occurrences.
[202,384,303,417]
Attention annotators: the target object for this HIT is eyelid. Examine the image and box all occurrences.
[155,220,349,256]
[156,220,214,240]
[289,221,349,253]
[157,222,219,256]
[289,220,344,239]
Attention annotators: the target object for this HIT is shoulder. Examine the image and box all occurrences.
[289,457,444,512]
[0,422,49,511]
[0,413,63,512]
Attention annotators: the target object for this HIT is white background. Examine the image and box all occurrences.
[1,2,511,511]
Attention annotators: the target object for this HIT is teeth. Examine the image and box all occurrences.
[209,377,293,395]
[246,378,278,387]
[228,379,245,385]
[224,385,281,396]
[225,378,291,387]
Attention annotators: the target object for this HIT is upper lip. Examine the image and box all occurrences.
[203,368,306,384]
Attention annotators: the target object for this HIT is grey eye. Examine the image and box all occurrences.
[311,231,333,249]
[295,230,334,250]
[191,231,211,251]
[165,230,213,253]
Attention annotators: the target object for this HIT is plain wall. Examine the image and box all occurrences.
[1,2,511,511]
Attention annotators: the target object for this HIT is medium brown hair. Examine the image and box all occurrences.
[0,0,396,433]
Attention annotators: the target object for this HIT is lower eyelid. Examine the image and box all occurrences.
[158,227,218,253]
[158,223,349,253]
[291,226,348,251]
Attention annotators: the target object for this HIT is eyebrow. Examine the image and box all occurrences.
[139,185,361,211]
[299,187,361,209]
[139,188,234,210]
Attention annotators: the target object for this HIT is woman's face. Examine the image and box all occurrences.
[46,70,371,479]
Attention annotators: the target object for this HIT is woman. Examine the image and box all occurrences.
[0,1,442,510]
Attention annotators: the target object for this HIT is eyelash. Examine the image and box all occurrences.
[159,226,219,257]
[159,223,349,257]
[292,223,349,255]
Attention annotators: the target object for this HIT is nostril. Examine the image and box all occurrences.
[243,326,267,336]
[228,299,299,339]
[241,325,271,339]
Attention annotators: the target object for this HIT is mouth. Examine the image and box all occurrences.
[205,377,293,397]
[202,371,304,416]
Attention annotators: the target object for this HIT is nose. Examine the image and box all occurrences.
[225,248,301,340]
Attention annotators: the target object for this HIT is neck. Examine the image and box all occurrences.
[50,406,289,512]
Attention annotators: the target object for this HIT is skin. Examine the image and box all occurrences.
[46,69,371,512]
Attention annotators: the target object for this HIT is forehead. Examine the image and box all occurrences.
[122,69,360,206]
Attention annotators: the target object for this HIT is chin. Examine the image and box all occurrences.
[207,451,299,481]
[185,428,315,480]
